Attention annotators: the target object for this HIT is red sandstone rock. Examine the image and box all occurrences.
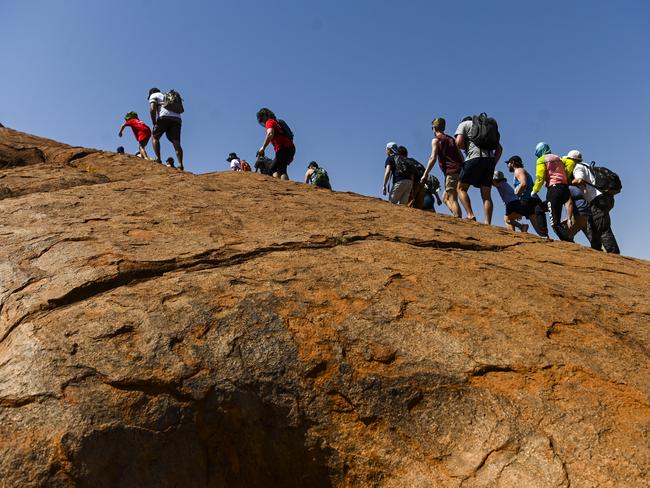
[0,127,649,487]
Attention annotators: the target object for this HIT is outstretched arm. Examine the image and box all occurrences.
[494,143,503,164]
[118,122,127,137]
[149,102,157,126]
[258,127,274,156]
[422,138,439,183]
[304,168,313,184]
[382,165,391,195]
[531,157,546,195]
[455,134,466,151]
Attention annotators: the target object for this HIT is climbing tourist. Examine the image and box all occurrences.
[492,170,529,233]
[382,142,412,205]
[227,152,242,171]
[304,161,332,189]
[455,114,503,224]
[421,117,464,218]
[148,87,184,171]
[256,108,295,180]
[563,185,591,240]
[531,142,572,241]
[505,155,548,237]
[572,156,620,253]
[393,146,426,209]
[118,111,151,160]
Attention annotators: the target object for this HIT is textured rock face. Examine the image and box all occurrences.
[0,127,649,487]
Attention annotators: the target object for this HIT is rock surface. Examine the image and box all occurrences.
[0,127,649,487]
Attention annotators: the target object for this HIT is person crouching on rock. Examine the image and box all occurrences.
[118,111,151,160]
[256,108,295,180]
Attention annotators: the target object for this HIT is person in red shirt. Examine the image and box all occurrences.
[118,111,151,160]
[255,107,296,180]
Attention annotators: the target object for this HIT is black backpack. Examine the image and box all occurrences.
[255,156,274,176]
[277,119,294,140]
[425,175,440,194]
[578,161,622,195]
[468,113,500,150]
[393,155,420,180]
[408,158,426,181]
[163,90,184,114]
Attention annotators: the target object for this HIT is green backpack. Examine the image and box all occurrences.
[311,168,331,189]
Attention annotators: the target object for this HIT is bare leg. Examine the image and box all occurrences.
[457,183,475,220]
[446,190,462,218]
[480,186,493,225]
[152,137,162,162]
[139,143,150,160]
[506,213,527,232]
[171,139,183,170]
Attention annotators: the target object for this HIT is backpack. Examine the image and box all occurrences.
[311,167,331,189]
[425,175,440,194]
[163,90,184,114]
[240,159,251,172]
[467,113,500,150]
[392,155,412,179]
[255,156,274,176]
[277,119,294,140]
[578,161,622,195]
[393,155,424,180]
[409,158,426,181]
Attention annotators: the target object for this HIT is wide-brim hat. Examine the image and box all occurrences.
[226,152,238,162]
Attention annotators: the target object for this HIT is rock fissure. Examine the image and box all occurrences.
[0,233,520,345]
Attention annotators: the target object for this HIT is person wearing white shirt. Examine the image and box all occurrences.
[227,152,242,171]
[572,159,620,254]
[148,87,184,171]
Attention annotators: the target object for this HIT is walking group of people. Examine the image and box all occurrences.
[383,114,621,253]
[117,88,185,171]
[114,90,620,254]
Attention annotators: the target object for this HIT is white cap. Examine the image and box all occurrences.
[386,142,398,154]
[565,149,583,161]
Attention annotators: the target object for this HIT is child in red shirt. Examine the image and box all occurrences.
[118,111,151,159]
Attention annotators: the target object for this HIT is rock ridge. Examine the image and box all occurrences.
[0,127,649,487]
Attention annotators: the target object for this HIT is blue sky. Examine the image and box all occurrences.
[2,0,649,259]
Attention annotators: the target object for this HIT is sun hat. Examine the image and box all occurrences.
[226,152,239,162]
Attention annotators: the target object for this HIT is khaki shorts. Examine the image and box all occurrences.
[445,173,460,193]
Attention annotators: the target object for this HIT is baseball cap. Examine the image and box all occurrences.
[565,150,583,161]
[226,152,238,162]
[505,155,522,165]
[386,142,398,154]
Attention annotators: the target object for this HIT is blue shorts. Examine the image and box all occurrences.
[459,157,496,188]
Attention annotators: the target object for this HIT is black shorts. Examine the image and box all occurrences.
[459,157,496,188]
[270,146,296,175]
[153,117,182,142]
[506,197,541,217]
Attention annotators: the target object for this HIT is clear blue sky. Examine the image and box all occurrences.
[2,0,649,259]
